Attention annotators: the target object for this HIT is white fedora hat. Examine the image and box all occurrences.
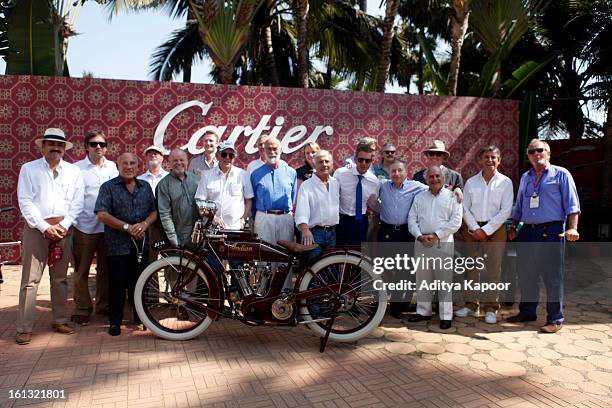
[35,128,73,150]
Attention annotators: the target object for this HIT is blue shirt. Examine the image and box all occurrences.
[379,179,428,225]
[250,163,297,212]
[372,163,389,180]
[512,164,580,224]
[94,177,156,256]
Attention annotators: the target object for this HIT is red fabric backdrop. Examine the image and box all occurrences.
[0,75,519,260]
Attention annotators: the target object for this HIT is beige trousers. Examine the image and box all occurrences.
[72,229,109,315]
[17,226,72,333]
[461,225,507,313]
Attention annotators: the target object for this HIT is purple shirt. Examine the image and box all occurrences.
[512,164,580,224]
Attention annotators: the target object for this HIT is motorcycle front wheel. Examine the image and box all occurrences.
[134,256,216,341]
[297,252,387,342]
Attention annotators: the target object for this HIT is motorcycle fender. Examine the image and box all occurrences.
[158,248,223,320]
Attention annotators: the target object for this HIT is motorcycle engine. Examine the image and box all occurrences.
[271,298,294,320]
[231,261,273,297]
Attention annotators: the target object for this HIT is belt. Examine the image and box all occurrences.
[381,222,407,231]
[312,225,335,232]
[477,221,489,227]
[264,210,289,215]
[524,221,564,229]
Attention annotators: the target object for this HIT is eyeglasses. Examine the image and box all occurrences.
[383,151,396,155]
[427,151,445,157]
[88,141,107,148]
[221,151,235,159]
[527,148,545,155]
[357,157,373,163]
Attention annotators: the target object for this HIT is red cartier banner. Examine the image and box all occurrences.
[0,75,518,260]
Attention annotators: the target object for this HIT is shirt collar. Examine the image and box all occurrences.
[528,163,554,177]
[351,166,376,180]
[85,155,108,168]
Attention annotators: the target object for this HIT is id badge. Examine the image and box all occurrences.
[530,194,539,209]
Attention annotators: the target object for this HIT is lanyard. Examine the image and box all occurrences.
[532,170,546,196]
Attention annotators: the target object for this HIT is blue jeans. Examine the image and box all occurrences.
[517,222,565,324]
[305,227,336,264]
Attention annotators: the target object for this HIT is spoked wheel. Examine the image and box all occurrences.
[297,253,387,342]
[134,256,217,341]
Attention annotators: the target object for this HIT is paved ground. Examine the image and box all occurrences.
[0,254,611,408]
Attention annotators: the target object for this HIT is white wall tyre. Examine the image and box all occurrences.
[134,256,215,341]
[297,253,387,342]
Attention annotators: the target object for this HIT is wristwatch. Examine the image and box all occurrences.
[123,223,129,231]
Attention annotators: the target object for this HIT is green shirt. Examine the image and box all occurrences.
[156,171,199,246]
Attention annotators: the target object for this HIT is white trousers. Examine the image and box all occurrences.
[415,241,454,321]
[254,211,295,289]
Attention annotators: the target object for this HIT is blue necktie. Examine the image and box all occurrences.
[355,175,363,222]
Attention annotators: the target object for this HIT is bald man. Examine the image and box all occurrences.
[95,153,158,336]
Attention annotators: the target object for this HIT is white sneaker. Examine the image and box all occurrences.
[484,311,497,324]
[454,307,474,318]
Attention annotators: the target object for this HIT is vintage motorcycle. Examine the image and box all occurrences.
[134,200,387,352]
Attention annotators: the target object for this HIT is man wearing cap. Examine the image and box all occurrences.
[413,140,464,191]
[157,148,199,247]
[295,150,339,262]
[95,153,157,336]
[372,142,396,180]
[71,130,118,326]
[138,145,168,195]
[334,141,380,245]
[506,139,580,334]
[16,128,85,345]
[196,142,253,229]
[455,145,513,325]
[251,137,296,288]
[188,131,218,180]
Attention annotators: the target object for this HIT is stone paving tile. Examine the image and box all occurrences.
[1,262,612,407]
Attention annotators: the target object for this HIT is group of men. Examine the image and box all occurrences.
[15,127,580,345]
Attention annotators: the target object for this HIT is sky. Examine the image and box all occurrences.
[1,2,404,91]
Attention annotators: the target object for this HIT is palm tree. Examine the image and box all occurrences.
[295,0,309,87]
[375,0,400,92]
[188,0,262,84]
[447,0,471,95]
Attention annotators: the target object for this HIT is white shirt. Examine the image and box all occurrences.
[408,188,462,242]
[75,156,119,234]
[195,165,254,229]
[247,158,265,175]
[17,158,85,233]
[333,166,380,216]
[463,170,514,236]
[137,169,169,195]
[188,155,217,180]
[295,174,340,228]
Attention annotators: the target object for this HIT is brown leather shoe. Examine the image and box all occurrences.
[71,314,90,326]
[16,332,31,345]
[540,322,563,333]
[51,323,75,335]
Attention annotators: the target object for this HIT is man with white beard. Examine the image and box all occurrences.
[251,137,296,289]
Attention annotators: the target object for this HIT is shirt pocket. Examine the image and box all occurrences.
[206,183,222,199]
[229,183,242,197]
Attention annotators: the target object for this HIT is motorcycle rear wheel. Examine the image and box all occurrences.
[134,256,215,341]
[297,253,386,342]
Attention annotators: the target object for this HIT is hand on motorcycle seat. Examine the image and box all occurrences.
[277,240,319,254]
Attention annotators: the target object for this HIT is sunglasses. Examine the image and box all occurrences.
[383,151,396,155]
[221,151,235,159]
[357,157,373,163]
[88,141,107,148]
[427,151,445,157]
[527,148,545,155]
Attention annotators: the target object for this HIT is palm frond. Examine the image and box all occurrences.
[149,22,205,80]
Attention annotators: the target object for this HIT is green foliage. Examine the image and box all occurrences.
[6,0,63,75]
